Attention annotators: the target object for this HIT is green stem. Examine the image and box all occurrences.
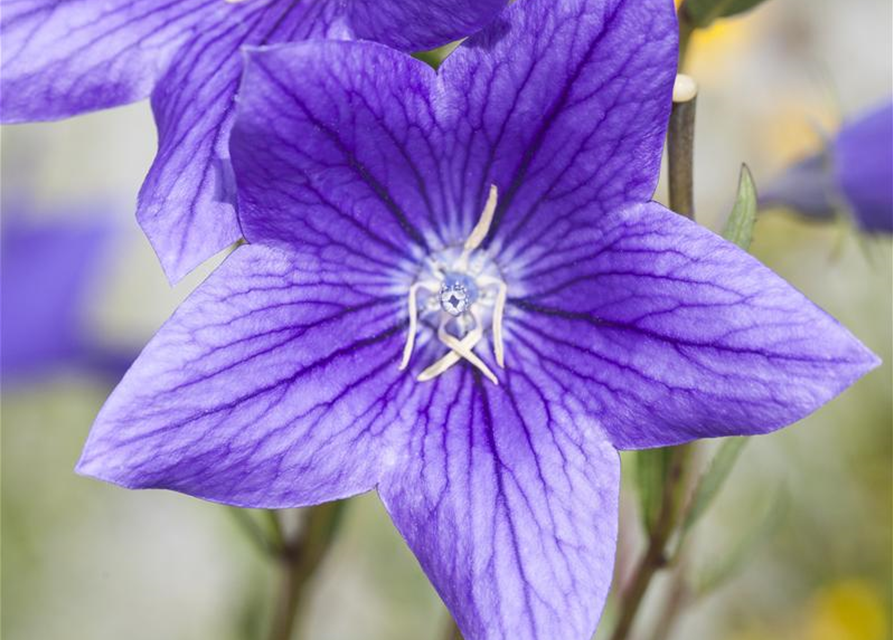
[645,554,691,640]
[667,92,697,219]
[227,507,280,557]
[267,502,346,640]
[610,445,694,640]
[264,508,286,552]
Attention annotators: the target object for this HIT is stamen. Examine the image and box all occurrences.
[438,315,498,383]
[478,276,507,368]
[400,281,437,370]
[416,327,479,382]
[462,184,498,257]
[418,316,498,384]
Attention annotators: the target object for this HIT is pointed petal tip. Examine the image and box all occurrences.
[831,320,882,378]
[74,449,145,491]
[851,340,883,379]
[516,201,884,451]
[73,453,100,481]
[135,194,242,285]
[77,443,378,510]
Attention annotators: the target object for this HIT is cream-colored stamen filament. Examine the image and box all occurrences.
[400,281,438,370]
[478,275,507,368]
[420,315,498,384]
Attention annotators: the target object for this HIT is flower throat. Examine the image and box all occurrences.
[400,185,507,385]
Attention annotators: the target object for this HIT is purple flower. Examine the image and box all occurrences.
[761,101,893,233]
[0,0,507,282]
[76,0,879,637]
[1,207,130,384]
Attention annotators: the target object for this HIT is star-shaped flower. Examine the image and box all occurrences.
[761,100,893,234]
[77,0,879,638]
[0,0,507,282]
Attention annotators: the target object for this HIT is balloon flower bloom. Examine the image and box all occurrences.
[76,0,879,638]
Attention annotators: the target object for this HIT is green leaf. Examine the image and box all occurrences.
[682,0,772,28]
[412,40,462,70]
[723,163,758,250]
[694,487,788,596]
[681,438,748,535]
[635,448,674,535]
[227,507,281,557]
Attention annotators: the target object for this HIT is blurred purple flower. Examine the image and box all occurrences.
[0,0,507,283]
[76,0,879,637]
[1,208,130,384]
[762,101,893,233]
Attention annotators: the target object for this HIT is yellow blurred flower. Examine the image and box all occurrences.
[806,580,889,640]
[722,580,889,640]
[726,630,773,640]
[685,18,755,80]
[759,104,836,167]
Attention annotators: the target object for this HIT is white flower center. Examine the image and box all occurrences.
[399,185,507,385]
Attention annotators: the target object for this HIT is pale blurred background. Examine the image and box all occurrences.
[2,0,891,639]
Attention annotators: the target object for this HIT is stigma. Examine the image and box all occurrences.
[400,185,507,385]
[440,273,478,316]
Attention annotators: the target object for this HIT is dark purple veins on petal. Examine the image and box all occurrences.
[507,202,880,450]
[380,366,620,640]
[232,41,446,265]
[77,246,418,507]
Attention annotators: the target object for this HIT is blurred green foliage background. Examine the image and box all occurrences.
[2,0,890,638]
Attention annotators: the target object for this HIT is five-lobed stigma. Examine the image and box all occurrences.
[400,185,507,385]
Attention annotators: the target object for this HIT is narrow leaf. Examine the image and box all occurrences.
[723,163,758,250]
[635,448,674,535]
[682,438,748,535]
[227,507,281,557]
[694,487,788,596]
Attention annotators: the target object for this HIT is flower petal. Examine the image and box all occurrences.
[0,0,211,122]
[137,2,347,282]
[508,201,880,450]
[348,0,507,52]
[437,0,677,255]
[232,42,451,268]
[759,153,837,222]
[379,369,619,640]
[834,101,893,233]
[77,244,414,507]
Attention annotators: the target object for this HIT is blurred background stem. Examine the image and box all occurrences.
[610,445,695,640]
[645,553,692,640]
[441,618,463,640]
[676,3,696,69]
[266,502,346,640]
